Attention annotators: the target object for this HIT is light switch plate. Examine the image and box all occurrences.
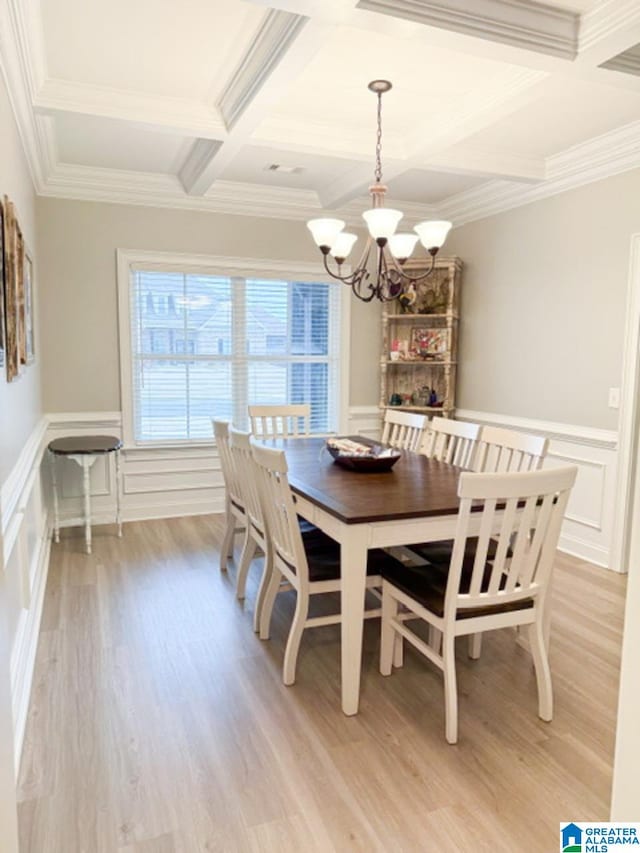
[609,387,621,409]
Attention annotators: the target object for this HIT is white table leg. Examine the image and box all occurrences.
[115,449,123,537]
[69,455,97,555]
[50,452,60,543]
[82,458,92,555]
[340,525,370,716]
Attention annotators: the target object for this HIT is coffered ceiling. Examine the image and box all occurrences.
[1,0,640,226]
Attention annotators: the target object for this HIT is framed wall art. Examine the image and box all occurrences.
[24,248,35,364]
[2,196,19,381]
[0,202,5,371]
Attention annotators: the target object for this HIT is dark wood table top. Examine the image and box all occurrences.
[48,435,123,455]
[265,436,464,525]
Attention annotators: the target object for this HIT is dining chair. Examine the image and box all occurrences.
[412,423,549,566]
[248,404,310,439]
[422,417,481,468]
[381,409,430,452]
[380,465,577,744]
[474,425,548,474]
[212,419,246,573]
[251,439,403,685]
[229,427,325,630]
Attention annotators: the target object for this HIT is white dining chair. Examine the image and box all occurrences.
[251,439,403,685]
[380,465,577,744]
[229,428,268,614]
[474,425,548,473]
[422,417,481,468]
[229,427,326,630]
[212,419,246,573]
[381,409,430,452]
[248,404,310,439]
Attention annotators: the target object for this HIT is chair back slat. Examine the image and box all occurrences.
[422,417,481,468]
[475,425,548,473]
[250,440,308,588]
[230,428,265,542]
[212,419,244,510]
[381,409,430,452]
[444,466,577,619]
[248,404,310,439]
[469,498,497,597]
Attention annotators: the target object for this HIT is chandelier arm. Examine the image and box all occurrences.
[321,252,360,284]
[391,253,437,283]
[352,268,376,302]
[380,248,403,302]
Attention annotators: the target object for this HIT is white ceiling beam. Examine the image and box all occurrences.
[33,79,228,140]
[355,0,579,59]
[179,9,335,195]
[576,0,640,68]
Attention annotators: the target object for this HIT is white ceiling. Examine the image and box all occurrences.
[3,0,640,225]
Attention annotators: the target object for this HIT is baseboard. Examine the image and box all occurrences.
[558,532,610,569]
[10,513,51,772]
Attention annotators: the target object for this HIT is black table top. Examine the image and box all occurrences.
[48,435,123,455]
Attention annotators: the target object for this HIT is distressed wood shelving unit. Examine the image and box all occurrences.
[380,256,462,419]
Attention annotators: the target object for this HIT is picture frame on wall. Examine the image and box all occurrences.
[24,247,35,364]
[2,195,19,381]
[0,202,5,371]
[17,225,26,366]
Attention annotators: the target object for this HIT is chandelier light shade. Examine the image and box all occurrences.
[306,80,453,302]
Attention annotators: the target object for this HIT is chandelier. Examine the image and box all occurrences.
[307,80,452,303]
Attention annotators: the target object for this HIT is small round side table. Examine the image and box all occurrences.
[48,435,123,554]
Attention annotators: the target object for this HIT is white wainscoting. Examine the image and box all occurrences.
[47,413,225,524]
[344,406,620,570]
[45,406,620,571]
[457,409,619,570]
[0,416,50,771]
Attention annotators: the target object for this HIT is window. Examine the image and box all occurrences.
[118,253,348,444]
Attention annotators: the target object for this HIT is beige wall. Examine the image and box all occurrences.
[445,169,640,430]
[0,73,40,484]
[36,198,381,414]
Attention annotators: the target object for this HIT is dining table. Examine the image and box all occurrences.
[263,435,482,716]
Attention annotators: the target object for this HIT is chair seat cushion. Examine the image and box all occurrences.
[301,534,402,583]
[409,536,510,570]
[380,559,532,619]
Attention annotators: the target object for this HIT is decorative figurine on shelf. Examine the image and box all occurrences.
[389,393,403,406]
[398,282,417,313]
[411,385,431,407]
[429,388,438,406]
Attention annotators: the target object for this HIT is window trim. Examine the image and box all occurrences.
[116,249,351,448]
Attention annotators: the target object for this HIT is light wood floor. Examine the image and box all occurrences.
[17,516,626,853]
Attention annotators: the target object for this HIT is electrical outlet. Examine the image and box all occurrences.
[608,387,620,409]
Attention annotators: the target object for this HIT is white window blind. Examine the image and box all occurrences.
[128,268,341,443]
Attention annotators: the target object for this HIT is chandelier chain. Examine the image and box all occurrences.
[375,92,383,184]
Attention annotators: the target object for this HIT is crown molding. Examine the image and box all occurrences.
[578,0,640,55]
[600,44,640,78]
[33,78,228,139]
[217,9,309,129]
[0,0,47,191]
[38,162,439,225]
[356,0,578,59]
[439,118,640,225]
